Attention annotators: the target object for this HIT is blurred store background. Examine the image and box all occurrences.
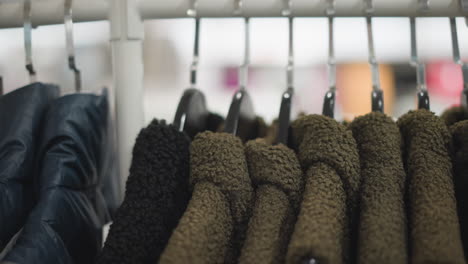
[1,17,468,123]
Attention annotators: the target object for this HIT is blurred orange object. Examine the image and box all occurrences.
[338,63,395,121]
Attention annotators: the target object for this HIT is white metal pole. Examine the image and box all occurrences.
[110,0,145,192]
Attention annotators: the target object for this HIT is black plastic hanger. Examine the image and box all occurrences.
[450,17,468,110]
[277,88,293,145]
[372,90,384,112]
[322,91,335,118]
[174,89,208,138]
[173,17,209,138]
[417,90,430,110]
[224,17,256,140]
[365,3,384,113]
[277,14,294,145]
[322,4,336,118]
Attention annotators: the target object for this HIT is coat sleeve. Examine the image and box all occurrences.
[0,83,59,251]
[3,93,111,264]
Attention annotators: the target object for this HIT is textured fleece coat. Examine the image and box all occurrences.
[441,106,468,257]
[238,139,304,264]
[441,106,468,127]
[286,115,361,264]
[349,112,408,264]
[97,120,191,264]
[159,132,254,264]
[398,110,465,264]
[449,119,468,258]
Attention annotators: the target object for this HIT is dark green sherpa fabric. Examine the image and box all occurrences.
[158,132,254,264]
[441,106,468,127]
[440,106,468,257]
[286,115,361,264]
[348,112,408,264]
[238,139,304,264]
[398,109,465,264]
[450,120,468,258]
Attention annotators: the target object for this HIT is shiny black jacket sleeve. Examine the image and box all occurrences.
[0,83,59,251]
[3,91,116,264]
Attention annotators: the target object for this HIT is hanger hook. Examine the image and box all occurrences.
[409,2,430,109]
[450,17,468,103]
[364,1,379,92]
[363,0,384,112]
[326,0,335,16]
[450,18,463,68]
[234,0,243,15]
[236,0,249,91]
[418,0,430,12]
[364,0,374,13]
[189,1,199,88]
[326,0,336,93]
[187,0,198,17]
[283,1,293,91]
[409,18,426,91]
[461,0,468,11]
[23,0,36,83]
[64,0,81,92]
[282,0,292,16]
[240,18,250,91]
[460,0,468,26]
[322,0,336,118]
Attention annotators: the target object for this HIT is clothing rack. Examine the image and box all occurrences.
[0,0,467,190]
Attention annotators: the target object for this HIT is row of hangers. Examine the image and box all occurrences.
[2,1,468,147]
[174,0,300,145]
[0,0,82,96]
[175,0,468,147]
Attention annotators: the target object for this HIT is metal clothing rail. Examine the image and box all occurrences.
[0,0,468,28]
[0,0,467,191]
[138,0,466,18]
